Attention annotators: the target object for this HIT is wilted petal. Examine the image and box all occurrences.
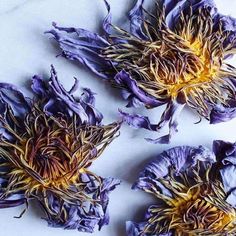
[103,0,112,35]
[119,110,158,131]
[220,165,236,192]
[136,145,215,182]
[31,75,48,98]
[217,14,236,51]
[32,65,103,125]
[210,101,236,124]
[47,23,113,79]
[126,221,146,236]
[98,177,121,229]
[226,189,236,207]
[0,199,26,208]
[213,140,236,160]
[213,140,236,206]
[43,174,120,232]
[115,70,164,107]
[129,0,149,40]
[0,83,31,116]
[146,95,186,144]
[164,0,216,29]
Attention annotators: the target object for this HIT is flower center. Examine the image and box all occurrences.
[172,183,236,235]
[143,165,236,235]
[143,37,221,99]
[19,128,80,187]
[0,110,86,193]
[0,107,119,198]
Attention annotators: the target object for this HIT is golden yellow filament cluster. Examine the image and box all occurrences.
[143,165,236,235]
[103,7,236,118]
[172,184,236,235]
[0,105,120,200]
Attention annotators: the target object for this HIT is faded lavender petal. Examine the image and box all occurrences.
[31,65,103,125]
[213,140,236,207]
[44,174,120,232]
[47,23,113,79]
[114,70,165,108]
[134,146,216,191]
[128,0,148,40]
[119,110,159,131]
[120,92,186,144]
[210,101,236,124]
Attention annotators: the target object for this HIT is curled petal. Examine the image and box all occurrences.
[119,110,158,131]
[115,70,165,107]
[31,75,49,98]
[129,0,148,40]
[122,91,146,108]
[98,177,121,229]
[0,83,31,116]
[210,101,236,124]
[213,140,236,206]
[103,0,112,35]
[146,96,186,144]
[220,165,236,206]
[213,140,236,160]
[32,65,103,125]
[217,14,236,51]
[47,23,113,79]
[226,189,236,207]
[136,145,215,185]
[0,199,26,209]
[43,174,120,232]
[120,94,186,143]
[126,221,146,236]
[164,0,216,29]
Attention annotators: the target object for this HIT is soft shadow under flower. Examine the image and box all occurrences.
[0,66,121,233]
[48,0,236,143]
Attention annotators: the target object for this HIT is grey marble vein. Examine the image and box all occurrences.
[0,0,44,16]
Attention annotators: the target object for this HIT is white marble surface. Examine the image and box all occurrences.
[1,0,236,235]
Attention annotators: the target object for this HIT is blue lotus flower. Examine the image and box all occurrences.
[48,0,236,143]
[0,65,121,233]
[126,142,236,235]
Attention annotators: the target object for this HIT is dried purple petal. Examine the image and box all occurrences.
[48,0,236,143]
[127,143,236,235]
[0,66,121,232]
[213,140,236,207]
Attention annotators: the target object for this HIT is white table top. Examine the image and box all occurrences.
[1,0,236,235]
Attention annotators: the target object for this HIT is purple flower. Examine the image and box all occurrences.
[0,65,121,232]
[126,142,236,235]
[47,0,236,143]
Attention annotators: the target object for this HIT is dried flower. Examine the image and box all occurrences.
[126,142,236,235]
[0,66,121,232]
[48,0,236,143]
